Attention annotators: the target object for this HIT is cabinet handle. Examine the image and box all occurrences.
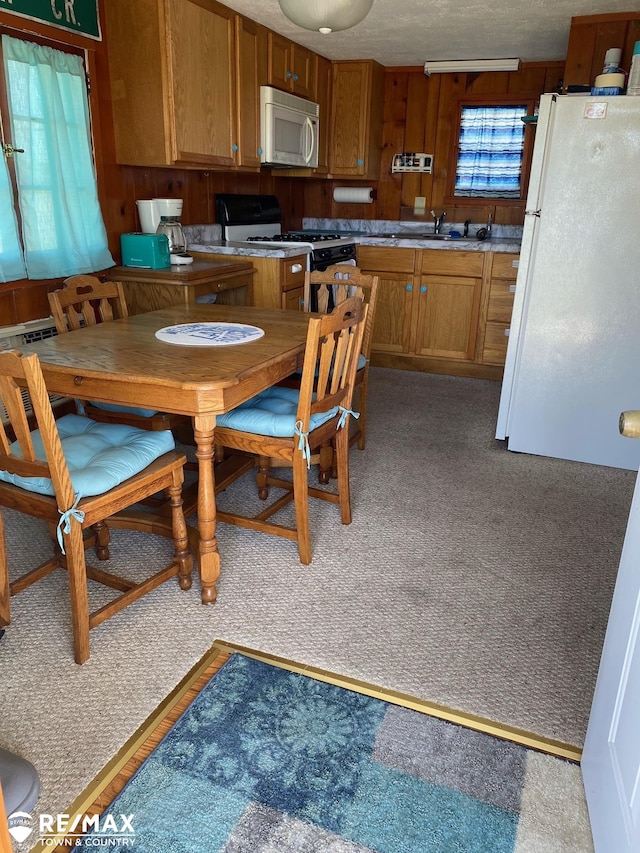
[509,284,516,293]
[420,285,427,293]
[257,147,263,155]
[286,71,292,79]
[406,284,412,291]
[293,74,298,81]
[291,263,303,273]
[504,328,510,336]
[217,282,226,289]
[357,158,364,166]
[232,144,238,152]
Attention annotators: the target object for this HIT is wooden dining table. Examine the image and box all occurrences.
[21,303,312,604]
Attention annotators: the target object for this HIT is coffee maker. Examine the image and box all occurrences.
[135,198,193,265]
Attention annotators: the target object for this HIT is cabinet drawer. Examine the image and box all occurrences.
[282,258,307,291]
[357,246,416,273]
[420,249,484,277]
[490,253,520,279]
[487,281,516,323]
[483,322,510,365]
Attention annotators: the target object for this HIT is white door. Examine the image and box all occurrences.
[582,415,640,850]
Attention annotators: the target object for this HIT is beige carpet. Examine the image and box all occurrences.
[0,368,634,846]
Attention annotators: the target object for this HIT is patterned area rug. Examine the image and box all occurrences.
[45,647,589,853]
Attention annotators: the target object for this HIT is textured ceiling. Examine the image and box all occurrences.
[221,0,640,67]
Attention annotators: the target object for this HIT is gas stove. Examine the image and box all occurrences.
[245,232,352,247]
[216,193,357,270]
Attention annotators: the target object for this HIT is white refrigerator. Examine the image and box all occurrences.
[496,93,640,471]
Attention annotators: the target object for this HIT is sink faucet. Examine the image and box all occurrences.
[431,209,446,234]
[487,213,493,235]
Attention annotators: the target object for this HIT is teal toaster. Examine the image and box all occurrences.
[120,233,170,269]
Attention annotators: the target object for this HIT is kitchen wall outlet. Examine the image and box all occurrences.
[414,196,426,209]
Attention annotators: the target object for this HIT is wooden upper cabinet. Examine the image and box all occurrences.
[314,54,332,174]
[235,16,268,168]
[564,12,640,89]
[105,0,240,168]
[267,32,315,98]
[329,60,384,179]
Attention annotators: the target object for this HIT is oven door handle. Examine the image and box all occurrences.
[304,117,315,165]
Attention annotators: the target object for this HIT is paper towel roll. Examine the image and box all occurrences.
[333,186,374,204]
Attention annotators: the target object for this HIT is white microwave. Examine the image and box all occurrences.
[260,85,319,169]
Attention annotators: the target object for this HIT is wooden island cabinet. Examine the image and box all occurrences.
[106,260,255,315]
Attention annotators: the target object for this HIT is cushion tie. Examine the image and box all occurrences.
[337,406,360,430]
[57,493,85,555]
[294,420,311,469]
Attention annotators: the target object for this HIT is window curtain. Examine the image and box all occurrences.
[455,105,526,198]
[2,35,113,279]
[0,151,26,282]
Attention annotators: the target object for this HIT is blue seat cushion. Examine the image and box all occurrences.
[90,401,160,418]
[0,414,175,498]
[217,385,338,437]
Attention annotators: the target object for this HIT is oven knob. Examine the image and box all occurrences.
[339,245,353,255]
[317,249,331,261]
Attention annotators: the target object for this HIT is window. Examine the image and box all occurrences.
[0,33,113,283]
[453,103,529,199]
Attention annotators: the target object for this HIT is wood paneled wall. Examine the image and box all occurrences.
[300,61,565,226]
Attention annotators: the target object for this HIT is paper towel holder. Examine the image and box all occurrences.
[333,186,378,203]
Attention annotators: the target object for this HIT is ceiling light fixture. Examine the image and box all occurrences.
[278,0,374,35]
[424,58,521,76]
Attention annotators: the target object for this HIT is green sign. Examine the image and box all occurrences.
[0,0,101,40]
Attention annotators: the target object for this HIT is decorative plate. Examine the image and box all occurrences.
[155,322,265,346]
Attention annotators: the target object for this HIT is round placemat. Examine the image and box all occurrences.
[155,322,265,346]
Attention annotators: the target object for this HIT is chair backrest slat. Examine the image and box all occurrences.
[303,267,379,361]
[49,276,128,335]
[298,297,367,427]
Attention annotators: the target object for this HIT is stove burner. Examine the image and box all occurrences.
[246,233,345,243]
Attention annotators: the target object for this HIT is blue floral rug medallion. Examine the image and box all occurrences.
[77,653,530,852]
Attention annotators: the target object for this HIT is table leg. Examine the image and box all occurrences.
[194,414,220,604]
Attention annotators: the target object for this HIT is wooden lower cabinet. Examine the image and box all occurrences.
[480,252,520,366]
[106,260,255,314]
[358,245,508,380]
[189,252,307,309]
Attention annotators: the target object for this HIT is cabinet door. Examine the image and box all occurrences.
[291,43,315,97]
[166,0,237,166]
[329,60,384,178]
[314,55,332,174]
[283,286,304,311]
[267,31,292,91]
[416,275,482,360]
[235,15,266,168]
[368,272,415,354]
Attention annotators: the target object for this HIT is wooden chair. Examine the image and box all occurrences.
[214,297,367,564]
[303,267,379,453]
[0,349,192,664]
[258,266,379,485]
[48,275,188,432]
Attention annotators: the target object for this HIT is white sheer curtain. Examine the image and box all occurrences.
[2,35,113,280]
[0,150,26,282]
